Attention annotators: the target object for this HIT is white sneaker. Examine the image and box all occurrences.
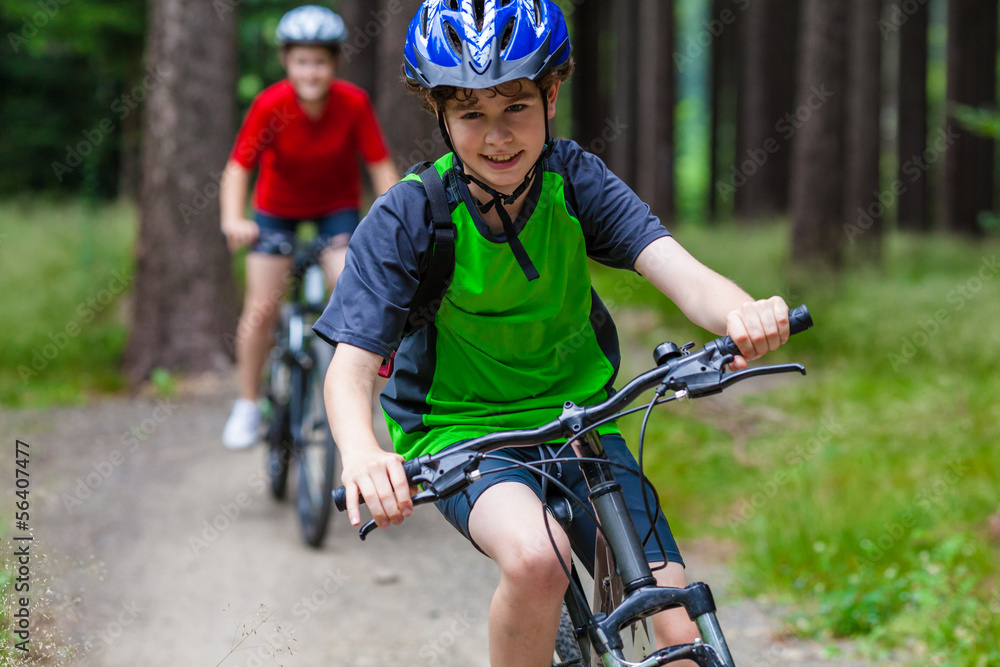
[222,398,261,450]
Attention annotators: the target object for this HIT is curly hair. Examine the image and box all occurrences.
[404,58,575,114]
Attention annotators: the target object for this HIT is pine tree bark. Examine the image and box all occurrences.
[634,0,674,222]
[571,0,611,154]
[336,0,378,94]
[375,0,438,172]
[896,0,929,231]
[943,0,997,235]
[736,0,799,222]
[708,0,740,220]
[790,0,848,272]
[123,0,239,383]
[844,0,883,262]
[608,0,638,187]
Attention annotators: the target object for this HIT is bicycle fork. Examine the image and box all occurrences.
[573,431,735,667]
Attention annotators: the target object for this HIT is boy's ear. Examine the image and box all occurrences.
[546,81,561,120]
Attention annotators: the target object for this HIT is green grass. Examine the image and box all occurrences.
[592,224,1000,664]
[0,198,136,407]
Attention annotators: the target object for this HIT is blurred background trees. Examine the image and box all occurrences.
[4,0,996,231]
[1,0,998,372]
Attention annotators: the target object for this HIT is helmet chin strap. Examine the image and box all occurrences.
[436,87,555,282]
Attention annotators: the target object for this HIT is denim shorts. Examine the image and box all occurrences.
[250,209,360,256]
[434,433,683,574]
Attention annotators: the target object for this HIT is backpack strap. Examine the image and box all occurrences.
[379,163,457,378]
[406,165,456,331]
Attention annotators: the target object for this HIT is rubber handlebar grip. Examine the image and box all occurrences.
[713,305,813,358]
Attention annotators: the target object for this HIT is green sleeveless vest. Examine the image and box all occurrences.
[387,153,620,459]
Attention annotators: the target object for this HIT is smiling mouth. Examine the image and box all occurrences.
[483,152,520,164]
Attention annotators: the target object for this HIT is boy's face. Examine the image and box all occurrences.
[441,79,560,195]
[282,45,337,103]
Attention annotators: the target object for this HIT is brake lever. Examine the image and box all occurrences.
[660,342,807,399]
[718,363,806,390]
[659,347,731,399]
[357,486,444,540]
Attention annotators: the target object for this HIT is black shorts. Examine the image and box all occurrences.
[434,433,683,574]
[250,208,360,256]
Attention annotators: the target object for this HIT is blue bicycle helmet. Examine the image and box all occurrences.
[404,0,571,89]
[276,5,347,46]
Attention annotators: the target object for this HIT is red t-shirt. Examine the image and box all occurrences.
[230,79,390,219]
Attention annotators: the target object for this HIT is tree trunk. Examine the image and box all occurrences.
[571,0,611,155]
[608,0,639,187]
[123,0,239,383]
[896,0,929,232]
[709,0,740,220]
[117,84,143,200]
[735,0,800,222]
[634,0,674,222]
[790,0,848,272]
[336,0,378,95]
[844,0,883,262]
[943,0,997,235]
[375,0,439,173]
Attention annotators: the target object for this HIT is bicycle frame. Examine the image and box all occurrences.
[264,241,338,547]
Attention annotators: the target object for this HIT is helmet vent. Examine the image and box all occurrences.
[420,6,429,37]
[532,0,543,25]
[500,0,513,6]
[499,17,515,52]
[473,0,485,31]
[445,0,459,10]
[445,21,463,57]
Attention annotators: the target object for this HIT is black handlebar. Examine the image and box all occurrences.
[333,305,814,517]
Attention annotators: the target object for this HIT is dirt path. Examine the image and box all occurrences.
[2,373,880,666]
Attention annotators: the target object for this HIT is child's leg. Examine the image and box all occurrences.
[318,235,348,292]
[650,561,700,665]
[236,253,292,400]
[316,209,359,292]
[468,481,572,667]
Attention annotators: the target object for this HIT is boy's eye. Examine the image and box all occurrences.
[507,104,527,113]
[460,111,482,120]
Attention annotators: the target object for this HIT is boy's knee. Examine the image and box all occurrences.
[240,297,282,330]
[652,561,687,589]
[500,533,571,593]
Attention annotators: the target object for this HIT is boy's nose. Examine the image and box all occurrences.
[485,122,513,145]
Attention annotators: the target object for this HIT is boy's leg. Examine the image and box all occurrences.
[650,562,700,665]
[236,253,293,400]
[468,481,572,667]
[317,209,359,292]
[318,236,348,292]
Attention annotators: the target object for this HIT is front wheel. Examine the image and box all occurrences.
[295,339,338,548]
[553,603,585,666]
[264,349,293,500]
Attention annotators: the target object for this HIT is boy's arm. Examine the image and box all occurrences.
[634,236,790,369]
[366,158,400,198]
[324,342,413,529]
[219,160,259,252]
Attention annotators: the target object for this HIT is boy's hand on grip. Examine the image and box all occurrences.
[725,296,790,370]
[340,449,414,529]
